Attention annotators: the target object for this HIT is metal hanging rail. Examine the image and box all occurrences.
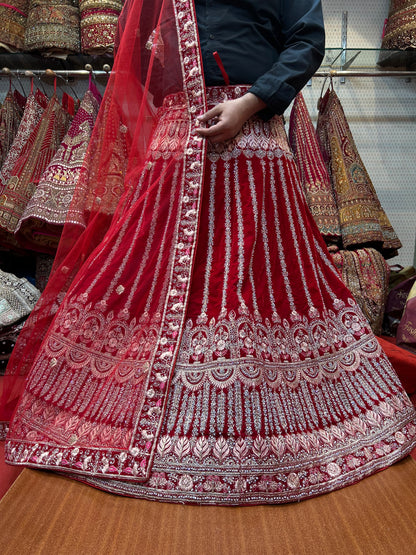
[314,70,415,78]
[0,65,112,77]
[0,66,415,79]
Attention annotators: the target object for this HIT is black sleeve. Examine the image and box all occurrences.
[249,0,325,117]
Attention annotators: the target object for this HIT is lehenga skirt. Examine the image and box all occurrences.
[5,86,416,505]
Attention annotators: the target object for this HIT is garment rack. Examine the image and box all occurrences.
[1,65,112,77]
[0,68,415,78]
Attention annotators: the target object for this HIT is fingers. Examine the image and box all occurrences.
[196,104,222,123]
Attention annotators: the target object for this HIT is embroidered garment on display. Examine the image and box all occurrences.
[289,92,341,243]
[0,269,40,327]
[0,1,29,52]
[1,0,416,506]
[80,0,124,54]
[316,87,402,259]
[330,248,390,336]
[0,89,25,167]
[0,88,48,195]
[0,94,72,250]
[24,0,80,55]
[381,0,416,50]
[15,81,102,255]
[0,319,24,374]
[397,281,416,353]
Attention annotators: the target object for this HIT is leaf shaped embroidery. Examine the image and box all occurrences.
[307,432,321,450]
[233,438,249,462]
[318,429,334,446]
[42,406,57,423]
[213,437,230,462]
[270,436,286,458]
[174,437,191,460]
[352,417,367,435]
[330,425,345,441]
[343,421,357,437]
[100,425,114,444]
[77,422,93,440]
[366,410,382,428]
[285,435,301,455]
[297,433,312,453]
[193,437,210,461]
[64,416,79,434]
[253,436,269,459]
[157,435,173,457]
[378,402,395,418]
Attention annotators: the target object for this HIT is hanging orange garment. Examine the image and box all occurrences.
[316,87,402,259]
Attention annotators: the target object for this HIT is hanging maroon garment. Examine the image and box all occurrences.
[316,87,402,259]
[289,91,341,244]
[15,81,102,255]
[1,0,416,506]
[0,94,72,251]
[0,88,25,168]
[330,247,390,336]
[0,88,48,196]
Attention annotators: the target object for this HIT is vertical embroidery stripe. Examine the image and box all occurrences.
[246,159,260,316]
[260,159,277,315]
[268,159,296,311]
[277,158,313,307]
[144,161,182,313]
[233,158,246,310]
[201,160,217,317]
[83,164,153,298]
[221,160,232,316]
[124,161,169,310]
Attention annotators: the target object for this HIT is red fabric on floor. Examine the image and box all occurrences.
[377,336,416,395]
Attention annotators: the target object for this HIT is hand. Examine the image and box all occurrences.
[195,92,266,144]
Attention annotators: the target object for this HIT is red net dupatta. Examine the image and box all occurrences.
[1,0,208,480]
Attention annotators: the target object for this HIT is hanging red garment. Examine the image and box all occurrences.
[289,91,341,244]
[0,88,48,196]
[0,94,72,251]
[80,0,124,54]
[15,81,102,255]
[1,0,416,506]
[316,86,402,259]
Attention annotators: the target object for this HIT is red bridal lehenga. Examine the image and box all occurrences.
[2,0,416,505]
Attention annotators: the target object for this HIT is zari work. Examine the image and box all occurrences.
[316,87,402,259]
[0,89,48,195]
[289,92,341,243]
[24,0,81,54]
[80,0,124,54]
[15,82,102,255]
[330,248,390,336]
[0,94,71,250]
[0,269,40,327]
[0,1,29,51]
[0,89,25,168]
[3,0,416,507]
[5,86,416,505]
[381,0,416,50]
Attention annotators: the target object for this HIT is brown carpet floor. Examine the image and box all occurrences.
[1,458,416,555]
